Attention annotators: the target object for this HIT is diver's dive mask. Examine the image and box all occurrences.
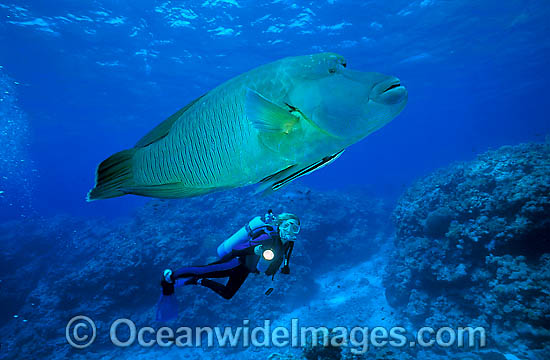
[279,219,300,241]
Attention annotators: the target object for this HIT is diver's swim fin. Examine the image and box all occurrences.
[156,293,178,322]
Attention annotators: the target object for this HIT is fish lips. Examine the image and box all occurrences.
[371,77,408,105]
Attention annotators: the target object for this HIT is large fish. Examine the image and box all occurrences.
[88,53,407,200]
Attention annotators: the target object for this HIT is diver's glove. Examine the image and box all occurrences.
[280,265,290,275]
[254,245,264,256]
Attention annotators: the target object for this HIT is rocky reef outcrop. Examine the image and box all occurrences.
[0,185,391,360]
[384,142,550,359]
[2,142,549,360]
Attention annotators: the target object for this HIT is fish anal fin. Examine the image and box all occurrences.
[122,183,221,199]
[135,94,206,148]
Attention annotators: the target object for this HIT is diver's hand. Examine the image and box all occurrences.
[254,245,264,256]
[281,265,290,274]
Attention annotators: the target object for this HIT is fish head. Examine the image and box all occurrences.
[287,53,408,141]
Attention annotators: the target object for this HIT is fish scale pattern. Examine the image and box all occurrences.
[135,61,297,188]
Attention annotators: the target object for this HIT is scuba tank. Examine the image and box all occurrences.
[217,215,270,258]
[217,210,281,275]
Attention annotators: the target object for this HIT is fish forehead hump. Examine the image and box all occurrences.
[235,53,347,87]
[274,52,347,80]
[209,52,348,108]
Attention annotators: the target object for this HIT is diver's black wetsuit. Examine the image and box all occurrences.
[163,226,293,300]
[171,258,249,299]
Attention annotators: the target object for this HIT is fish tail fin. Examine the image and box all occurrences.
[87,148,137,201]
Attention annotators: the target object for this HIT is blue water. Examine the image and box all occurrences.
[1,1,549,359]
[1,0,548,219]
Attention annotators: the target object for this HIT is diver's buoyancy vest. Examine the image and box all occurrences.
[216,216,286,275]
[245,227,286,275]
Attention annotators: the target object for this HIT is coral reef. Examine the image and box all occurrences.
[384,142,550,359]
[2,142,548,360]
[0,185,391,360]
[302,336,342,360]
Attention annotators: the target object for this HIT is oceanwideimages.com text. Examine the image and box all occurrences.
[66,316,487,354]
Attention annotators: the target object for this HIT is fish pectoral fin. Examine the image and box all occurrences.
[121,183,220,199]
[246,89,299,134]
[134,94,206,148]
[246,89,303,157]
[255,150,345,195]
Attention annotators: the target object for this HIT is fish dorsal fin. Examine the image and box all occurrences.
[134,94,206,148]
[246,89,299,133]
[256,150,345,195]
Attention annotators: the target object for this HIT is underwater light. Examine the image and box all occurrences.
[262,249,275,261]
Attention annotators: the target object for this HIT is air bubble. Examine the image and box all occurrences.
[0,66,36,217]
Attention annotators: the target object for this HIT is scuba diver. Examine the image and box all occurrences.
[156,211,300,321]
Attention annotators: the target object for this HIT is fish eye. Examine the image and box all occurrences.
[328,59,346,74]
